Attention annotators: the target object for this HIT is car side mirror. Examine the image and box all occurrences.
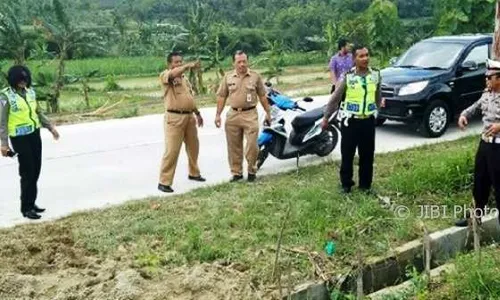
[461,60,478,71]
[389,57,398,66]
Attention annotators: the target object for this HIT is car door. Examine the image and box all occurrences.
[453,42,490,113]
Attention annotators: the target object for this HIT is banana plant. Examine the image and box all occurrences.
[0,2,36,65]
[34,0,106,113]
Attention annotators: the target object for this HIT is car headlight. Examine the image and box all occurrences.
[398,81,429,96]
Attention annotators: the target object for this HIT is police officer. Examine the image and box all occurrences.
[158,51,205,193]
[0,65,60,219]
[215,50,271,182]
[321,44,385,193]
[455,59,500,227]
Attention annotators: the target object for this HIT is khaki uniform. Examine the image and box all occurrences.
[216,70,266,175]
[159,70,200,186]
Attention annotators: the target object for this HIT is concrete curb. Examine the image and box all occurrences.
[283,214,500,299]
[367,263,456,299]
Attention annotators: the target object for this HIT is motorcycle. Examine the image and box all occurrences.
[256,82,340,170]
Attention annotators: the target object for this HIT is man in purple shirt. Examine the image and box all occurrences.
[329,38,354,93]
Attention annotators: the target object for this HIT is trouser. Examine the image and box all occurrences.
[340,116,376,189]
[159,112,200,186]
[10,129,42,213]
[225,108,259,176]
[472,140,500,222]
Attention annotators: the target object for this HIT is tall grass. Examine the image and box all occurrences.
[15,51,329,79]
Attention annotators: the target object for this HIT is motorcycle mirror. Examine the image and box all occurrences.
[302,97,313,102]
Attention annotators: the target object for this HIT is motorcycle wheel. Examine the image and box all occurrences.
[314,125,339,157]
[256,146,269,170]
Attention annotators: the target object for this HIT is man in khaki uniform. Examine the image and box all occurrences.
[158,51,205,193]
[215,50,271,182]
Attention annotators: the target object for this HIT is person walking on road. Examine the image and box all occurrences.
[322,44,385,194]
[328,38,354,94]
[158,51,206,193]
[0,65,60,220]
[455,58,500,227]
[215,50,272,182]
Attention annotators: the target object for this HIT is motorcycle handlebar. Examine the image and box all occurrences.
[296,106,306,111]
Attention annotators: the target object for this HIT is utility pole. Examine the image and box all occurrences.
[494,0,500,60]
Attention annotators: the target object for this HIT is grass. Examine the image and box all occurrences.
[0,136,483,298]
[427,246,500,299]
[42,64,332,125]
[17,52,330,79]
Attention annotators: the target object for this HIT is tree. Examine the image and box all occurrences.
[0,3,35,65]
[366,0,402,63]
[434,0,495,36]
[494,0,500,59]
[34,0,105,113]
[185,1,214,95]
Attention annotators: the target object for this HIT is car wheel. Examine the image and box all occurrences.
[375,117,386,126]
[419,99,450,138]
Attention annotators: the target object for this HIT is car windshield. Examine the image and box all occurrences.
[395,41,465,69]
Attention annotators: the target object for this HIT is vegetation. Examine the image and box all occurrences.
[0,0,495,119]
[0,136,485,299]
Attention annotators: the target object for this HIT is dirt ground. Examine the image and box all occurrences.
[0,224,290,300]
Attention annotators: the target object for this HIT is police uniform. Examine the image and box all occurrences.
[456,59,500,226]
[216,69,267,179]
[0,87,53,217]
[324,66,382,192]
[158,69,203,191]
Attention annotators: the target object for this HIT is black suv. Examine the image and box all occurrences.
[377,34,493,137]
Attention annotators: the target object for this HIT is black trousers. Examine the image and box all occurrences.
[10,129,42,213]
[340,116,376,189]
[473,140,500,221]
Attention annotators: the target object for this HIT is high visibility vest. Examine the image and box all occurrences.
[2,87,41,137]
[340,69,380,116]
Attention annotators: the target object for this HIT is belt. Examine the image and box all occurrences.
[352,114,373,119]
[481,134,500,144]
[167,109,193,114]
[231,106,256,112]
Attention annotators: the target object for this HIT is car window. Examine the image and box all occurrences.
[395,41,464,69]
[463,44,488,66]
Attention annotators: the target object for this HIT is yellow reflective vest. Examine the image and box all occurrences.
[340,68,380,116]
[1,87,41,137]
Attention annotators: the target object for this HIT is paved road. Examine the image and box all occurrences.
[0,95,482,228]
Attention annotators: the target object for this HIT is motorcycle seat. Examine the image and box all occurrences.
[291,106,324,129]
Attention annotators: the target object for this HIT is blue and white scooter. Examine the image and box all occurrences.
[256,82,340,169]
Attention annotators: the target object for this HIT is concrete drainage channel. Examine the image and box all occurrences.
[283,214,500,300]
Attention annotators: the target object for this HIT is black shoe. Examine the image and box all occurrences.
[455,216,482,227]
[158,184,174,193]
[188,175,206,182]
[22,210,41,220]
[230,175,243,182]
[342,186,351,194]
[33,205,45,213]
[455,218,468,227]
[248,174,256,182]
[359,187,375,195]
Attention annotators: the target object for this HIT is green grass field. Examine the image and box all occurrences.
[0,136,481,299]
